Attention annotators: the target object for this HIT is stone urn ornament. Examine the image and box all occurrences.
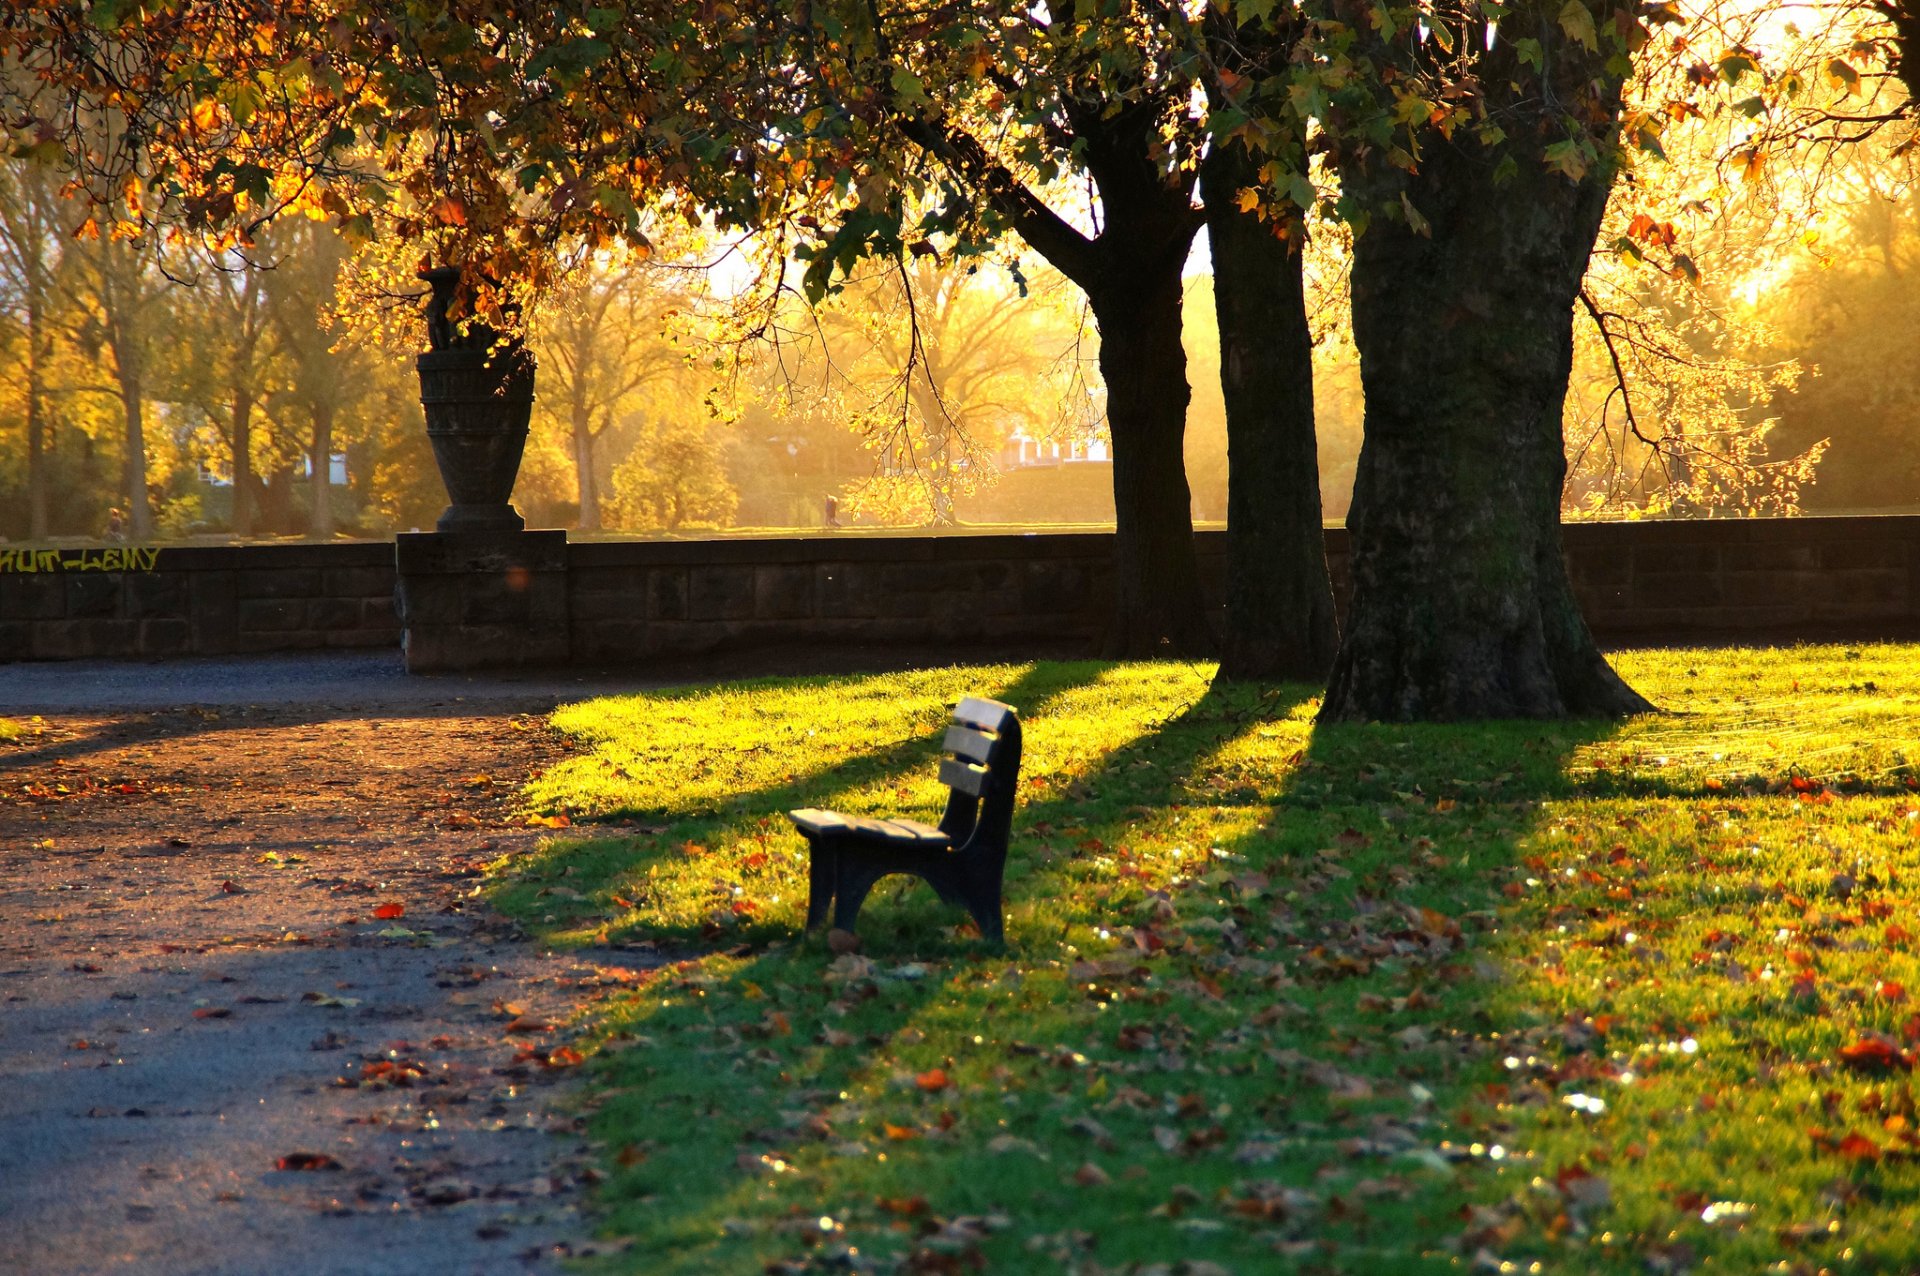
[416,266,536,533]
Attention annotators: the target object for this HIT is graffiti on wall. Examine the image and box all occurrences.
[0,546,162,573]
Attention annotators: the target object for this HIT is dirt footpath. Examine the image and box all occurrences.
[0,681,656,1276]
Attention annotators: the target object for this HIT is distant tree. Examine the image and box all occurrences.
[607,416,738,531]
[69,226,162,538]
[0,159,66,538]
[532,247,687,531]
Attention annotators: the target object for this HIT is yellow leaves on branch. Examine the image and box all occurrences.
[1558,1,1599,53]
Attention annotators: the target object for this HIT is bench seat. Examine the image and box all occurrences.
[787,809,951,848]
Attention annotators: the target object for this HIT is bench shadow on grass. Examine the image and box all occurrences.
[495,660,1120,948]
[520,671,1665,1273]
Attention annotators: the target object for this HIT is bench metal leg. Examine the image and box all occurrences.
[830,863,887,935]
[804,841,835,932]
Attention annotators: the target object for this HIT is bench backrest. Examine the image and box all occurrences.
[936,696,1022,851]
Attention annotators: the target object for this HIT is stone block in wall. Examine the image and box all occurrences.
[570,589,644,622]
[360,596,397,630]
[572,619,650,662]
[391,577,465,625]
[1720,543,1818,572]
[323,565,399,599]
[1632,572,1722,608]
[234,629,325,653]
[754,565,815,619]
[686,565,754,621]
[1722,571,1818,609]
[307,596,365,631]
[0,621,28,657]
[239,599,309,632]
[32,618,137,659]
[0,575,64,622]
[1633,542,1719,574]
[639,620,732,658]
[124,571,189,618]
[188,571,239,655]
[1815,569,1909,618]
[1020,560,1092,616]
[237,567,322,599]
[325,629,397,649]
[648,568,688,621]
[139,618,192,657]
[816,563,881,619]
[1820,541,1910,571]
[403,622,566,671]
[64,574,120,619]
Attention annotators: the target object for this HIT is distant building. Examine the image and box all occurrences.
[1000,430,1111,469]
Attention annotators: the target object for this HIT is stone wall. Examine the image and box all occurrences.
[4,516,1919,666]
[0,543,397,661]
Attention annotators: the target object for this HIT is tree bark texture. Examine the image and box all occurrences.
[1202,140,1337,682]
[1086,265,1212,657]
[1321,140,1652,721]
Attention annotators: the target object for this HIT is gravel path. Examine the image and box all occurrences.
[0,656,670,1275]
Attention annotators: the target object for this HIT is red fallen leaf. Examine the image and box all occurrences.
[503,1016,554,1036]
[876,1195,929,1217]
[192,1007,232,1019]
[1890,925,1914,946]
[218,880,247,894]
[883,1122,920,1141]
[373,902,405,920]
[542,1046,584,1068]
[1838,1131,1883,1161]
[915,1068,951,1092]
[275,1152,343,1172]
[1839,1037,1910,1072]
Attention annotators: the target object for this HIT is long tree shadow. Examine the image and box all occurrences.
[524,665,1669,1274]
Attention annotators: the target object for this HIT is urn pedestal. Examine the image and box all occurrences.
[393,529,569,672]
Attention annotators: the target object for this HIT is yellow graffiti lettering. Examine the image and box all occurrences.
[0,544,160,573]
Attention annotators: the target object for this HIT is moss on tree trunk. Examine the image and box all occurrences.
[1321,137,1652,721]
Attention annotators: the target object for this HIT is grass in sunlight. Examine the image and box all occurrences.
[490,645,1920,1274]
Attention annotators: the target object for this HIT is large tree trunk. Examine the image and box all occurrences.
[1321,140,1651,722]
[1087,264,1213,658]
[573,397,600,531]
[1203,140,1337,682]
[309,400,335,539]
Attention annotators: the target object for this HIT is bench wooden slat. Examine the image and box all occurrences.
[942,724,997,764]
[953,696,1015,733]
[938,757,989,796]
[788,807,850,836]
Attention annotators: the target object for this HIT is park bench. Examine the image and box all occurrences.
[788,696,1022,945]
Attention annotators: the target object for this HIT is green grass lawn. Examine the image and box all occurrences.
[490,645,1920,1274]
